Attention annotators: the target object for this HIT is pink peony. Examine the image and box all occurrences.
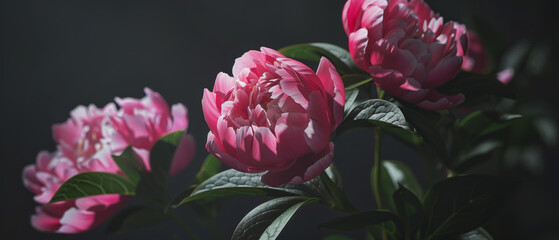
[342,0,469,110]
[22,88,194,233]
[202,47,345,186]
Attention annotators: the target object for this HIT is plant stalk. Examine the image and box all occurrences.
[372,128,388,240]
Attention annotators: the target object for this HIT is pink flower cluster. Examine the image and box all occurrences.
[343,0,486,110]
[22,88,194,233]
[202,48,345,186]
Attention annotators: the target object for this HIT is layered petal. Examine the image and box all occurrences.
[204,48,345,186]
[23,88,194,233]
[343,0,471,110]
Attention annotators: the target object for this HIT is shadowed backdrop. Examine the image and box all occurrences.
[1,0,557,239]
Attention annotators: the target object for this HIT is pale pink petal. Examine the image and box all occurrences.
[497,68,514,85]
[75,194,122,211]
[59,208,95,232]
[213,72,236,98]
[170,103,188,131]
[52,120,80,146]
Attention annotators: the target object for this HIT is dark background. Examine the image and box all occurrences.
[1,0,557,239]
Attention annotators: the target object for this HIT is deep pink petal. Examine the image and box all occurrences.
[202,89,221,135]
[417,90,465,110]
[31,206,62,232]
[316,57,346,128]
[348,28,370,70]
[261,142,334,186]
[206,132,258,173]
[425,55,462,88]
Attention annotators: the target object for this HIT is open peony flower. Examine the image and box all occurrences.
[22,88,194,233]
[202,47,345,186]
[343,0,470,110]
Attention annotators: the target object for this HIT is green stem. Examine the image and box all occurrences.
[372,129,383,209]
[377,88,385,99]
[372,129,388,240]
[169,211,200,240]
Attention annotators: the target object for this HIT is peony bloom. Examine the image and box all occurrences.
[22,88,194,233]
[202,47,345,186]
[342,0,469,110]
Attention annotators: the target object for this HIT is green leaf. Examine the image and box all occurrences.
[49,172,135,203]
[401,107,449,165]
[323,235,355,240]
[149,130,185,190]
[175,169,308,207]
[422,175,509,240]
[453,140,502,172]
[458,228,493,240]
[459,111,523,137]
[337,119,423,147]
[351,99,408,129]
[195,154,222,183]
[231,196,317,240]
[343,88,360,122]
[393,185,424,240]
[320,210,403,240]
[375,160,423,212]
[437,71,515,100]
[278,43,364,75]
[112,146,146,184]
[319,172,358,213]
[105,206,169,234]
[337,99,424,148]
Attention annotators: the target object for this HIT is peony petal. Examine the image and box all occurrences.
[425,55,462,88]
[304,92,331,153]
[31,206,63,232]
[497,68,514,85]
[75,194,122,211]
[261,142,334,186]
[417,90,464,110]
[202,89,221,135]
[213,72,236,99]
[348,28,370,70]
[275,113,312,163]
[316,57,346,128]
[52,120,81,146]
[206,132,258,173]
[170,103,188,131]
[169,134,195,176]
[59,208,95,232]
